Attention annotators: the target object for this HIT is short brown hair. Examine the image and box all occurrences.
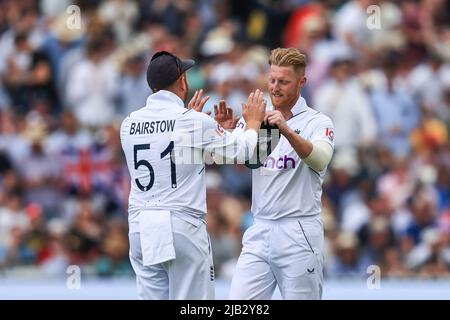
[269,48,307,74]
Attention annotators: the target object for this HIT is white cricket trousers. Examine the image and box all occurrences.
[229,215,324,300]
[129,215,215,300]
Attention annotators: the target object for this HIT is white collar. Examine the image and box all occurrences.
[290,95,308,116]
[146,90,185,109]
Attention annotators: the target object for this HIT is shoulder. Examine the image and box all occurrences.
[306,109,334,144]
[179,107,197,118]
[127,105,148,119]
[120,116,132,136]
[181,108,216,126]
[120,106,146,131]
[303,107,333,127]
[315,111,333,126]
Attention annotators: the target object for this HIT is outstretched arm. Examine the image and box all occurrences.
[210,90,267,164]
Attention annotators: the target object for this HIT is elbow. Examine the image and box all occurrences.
[306,159,327,172]
[310,161,327,172]
[303,141,333,172]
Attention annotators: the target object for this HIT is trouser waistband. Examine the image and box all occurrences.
[254,214,320,224]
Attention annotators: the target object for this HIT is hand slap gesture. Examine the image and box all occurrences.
[242,89,266,126]
[214,100,240,129]
[188,89,210,114]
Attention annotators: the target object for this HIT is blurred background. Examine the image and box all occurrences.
[0,0,449,299]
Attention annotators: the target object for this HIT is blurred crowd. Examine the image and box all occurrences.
[0,0,449,280]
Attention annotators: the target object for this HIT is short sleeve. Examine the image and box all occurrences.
[175,110,257,163]
[309,116,335,149]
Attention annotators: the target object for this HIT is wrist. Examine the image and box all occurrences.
[279,124,292,136]
[246,120,262,132]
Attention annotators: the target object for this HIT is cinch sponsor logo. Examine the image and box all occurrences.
[263,155,296,169]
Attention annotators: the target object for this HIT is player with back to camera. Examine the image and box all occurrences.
[120,51,266,299]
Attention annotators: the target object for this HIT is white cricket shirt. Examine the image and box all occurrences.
[236,96,334,219]
[120,90,257,233]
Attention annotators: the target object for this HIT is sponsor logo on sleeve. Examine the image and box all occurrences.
[325,128,334,142]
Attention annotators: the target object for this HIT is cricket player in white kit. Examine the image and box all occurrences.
[228,48,335,300]
[120,51,266,300]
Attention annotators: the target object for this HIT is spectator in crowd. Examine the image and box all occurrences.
[370,51,421,158]
[65,35,119,128]
[118,53,151,117]
[314,56,377,152]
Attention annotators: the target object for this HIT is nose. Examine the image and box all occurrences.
[271,81,280,91]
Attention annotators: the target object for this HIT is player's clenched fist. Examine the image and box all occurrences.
[242,89,266,131]
[265,110,289,134]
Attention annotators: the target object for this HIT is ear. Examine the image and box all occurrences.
[300,75,307,87]
[180,73,187,91]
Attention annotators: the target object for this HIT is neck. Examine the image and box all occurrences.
[173,90,185,102]
[162,87,185,102]
[274,105,294,120]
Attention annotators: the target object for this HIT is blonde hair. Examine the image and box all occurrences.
[269,48,307,74]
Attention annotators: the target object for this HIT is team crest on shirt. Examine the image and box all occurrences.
[325,128,334,142]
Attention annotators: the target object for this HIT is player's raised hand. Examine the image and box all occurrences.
[188,89,210,113]
[242,89,266,130]
[214,100,239,129]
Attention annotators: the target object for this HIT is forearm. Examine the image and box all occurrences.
[283,127,313,159]
[283,128,333,171]
[212,129,258,164]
